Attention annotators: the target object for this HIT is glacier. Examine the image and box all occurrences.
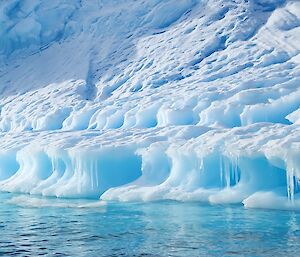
[1,0,300,210]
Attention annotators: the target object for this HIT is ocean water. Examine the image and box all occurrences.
[0,193,300,257]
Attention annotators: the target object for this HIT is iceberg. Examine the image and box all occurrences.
[1,0,300,210]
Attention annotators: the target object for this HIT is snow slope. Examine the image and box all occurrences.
[1,0,300,210]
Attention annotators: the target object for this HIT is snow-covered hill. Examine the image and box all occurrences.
[1,0,300,210]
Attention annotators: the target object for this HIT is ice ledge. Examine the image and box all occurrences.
[0,124,299,210]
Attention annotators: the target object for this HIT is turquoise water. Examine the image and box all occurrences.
[1,193,300,256]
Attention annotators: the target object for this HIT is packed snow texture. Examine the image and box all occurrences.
[1,0,300,210]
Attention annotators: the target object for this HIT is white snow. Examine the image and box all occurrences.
[1,0,300,210]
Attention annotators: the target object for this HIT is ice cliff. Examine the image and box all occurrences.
[1,0,300,210]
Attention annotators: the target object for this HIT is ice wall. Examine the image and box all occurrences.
[1,0,300,210]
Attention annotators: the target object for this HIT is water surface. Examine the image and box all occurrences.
[1,193,300,256]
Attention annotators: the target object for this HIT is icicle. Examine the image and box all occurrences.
[219,155,223,188]
[90,159,94,190]
[224,157,230,188]
[286,166,295,203]
[76,157,82,194]
[199,157,204,172]
[296,178,300,195]
[234,154,239,186]
[95,160,99,188]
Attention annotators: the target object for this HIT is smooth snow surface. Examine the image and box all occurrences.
[1,0,300,210]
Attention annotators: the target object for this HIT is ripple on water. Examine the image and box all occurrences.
[0,193,300,256]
